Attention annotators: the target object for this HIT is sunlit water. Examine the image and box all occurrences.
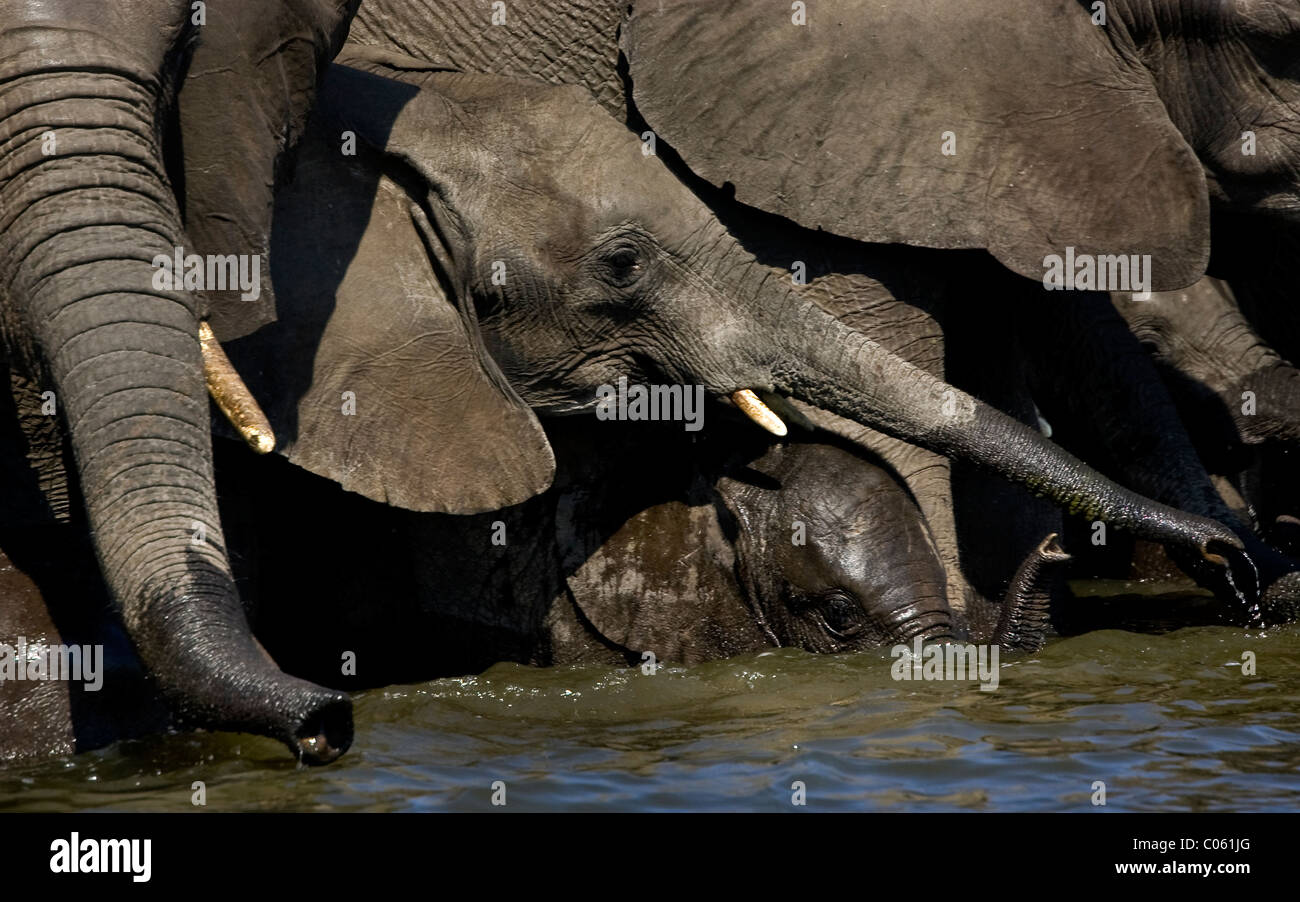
[3,614,1299,812]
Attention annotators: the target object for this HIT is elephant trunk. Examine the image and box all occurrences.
[877,592,955,645]
[760,297,1256,603]
[0,31,350,762]
[992,534,1071,652]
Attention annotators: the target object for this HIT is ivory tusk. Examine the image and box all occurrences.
[731,389,788,437]
[199,321,275,454]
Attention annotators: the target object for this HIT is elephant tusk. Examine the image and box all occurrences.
[731,389,788,437]
[199,321,275,454]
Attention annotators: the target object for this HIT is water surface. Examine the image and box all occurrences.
[3,620,1298,812]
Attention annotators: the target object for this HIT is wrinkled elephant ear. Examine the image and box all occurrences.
[558,489,770,663]
[223,95,554,514]
[622,0,1210,291]
[179,0,361,341]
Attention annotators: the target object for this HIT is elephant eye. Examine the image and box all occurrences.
[600,245,643,287]
[816,591,867,639]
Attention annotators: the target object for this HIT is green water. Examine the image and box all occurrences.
[2,623,1298,811]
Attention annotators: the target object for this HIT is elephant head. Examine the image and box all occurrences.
[717,440,1069,652]
[0,0,359,762]
[223,55,1254,632]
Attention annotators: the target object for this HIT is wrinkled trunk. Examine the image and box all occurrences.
[875,590,955,645]
[759,297,1254,604]
[0,26,350,761]
[992,534,1071,652]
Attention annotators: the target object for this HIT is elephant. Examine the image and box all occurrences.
[228,50,1259,671]
[226,53,1239,556]
[1,399,1070,762]
[0,0,364,763]
[343,1,1292,620]
[208,55,1079,677]
[1115,277,1300,554]
[714,440,1068,653]
[213,423,1070,696]
[0,53,1229,760]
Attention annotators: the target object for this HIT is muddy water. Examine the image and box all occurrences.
[2,619,1298,812]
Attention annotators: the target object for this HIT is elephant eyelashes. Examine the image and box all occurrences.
[599,245,644,288]
[821,600,866,638]
[807,591,867,639]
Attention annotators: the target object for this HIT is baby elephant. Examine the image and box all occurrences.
[718,441,1068,654]
[554,430,1068,667]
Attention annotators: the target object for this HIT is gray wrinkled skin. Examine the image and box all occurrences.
[346,2,1280,616]
[1116,276,1300,586]
[8,0,1298,763]
[0,0,360,763]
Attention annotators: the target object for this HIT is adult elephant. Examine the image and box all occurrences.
[0,0,360,763]
[227,57,1240,609]
[344,0,1291,619]
[217,65,1079,682]
[1115,277,1300,554]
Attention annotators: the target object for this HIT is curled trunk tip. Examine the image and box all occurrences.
[994,532,1071,652]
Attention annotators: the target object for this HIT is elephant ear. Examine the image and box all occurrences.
[553,474,769,663]
[622,0,1210,291]
[179,0,360,341]
[223,104,554,513]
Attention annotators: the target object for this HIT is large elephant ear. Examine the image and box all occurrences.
[622,0,1210,291]
[223,102,554,514]
[179,0,361,341]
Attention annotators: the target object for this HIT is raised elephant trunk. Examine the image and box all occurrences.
[0,24,350,761]
[993,534,1071,651]
[760,296,1255,597]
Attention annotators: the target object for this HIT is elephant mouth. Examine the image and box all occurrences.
[204,304,797,463]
